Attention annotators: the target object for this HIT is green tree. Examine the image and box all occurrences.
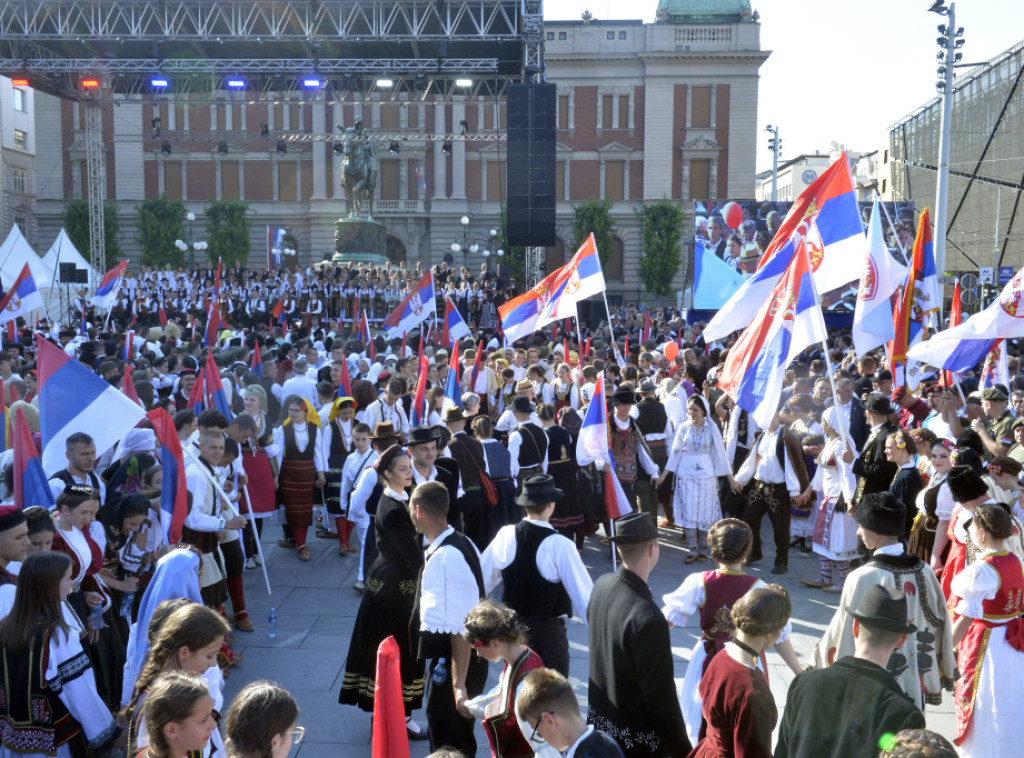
[571,199,616,268]
[497,205,526,285]
[61,197,123,270]
[135,195,187,267]
[205,200,251,267]
[637,200,685,296]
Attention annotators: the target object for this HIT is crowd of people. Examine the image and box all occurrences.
[0,261,1021,758]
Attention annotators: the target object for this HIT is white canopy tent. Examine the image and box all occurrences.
[41,229,99,289]
[0,225,84,327]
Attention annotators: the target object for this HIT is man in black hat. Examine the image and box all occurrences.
[407,426,460,527]
[587,512,690,758]
[442,406,492,549]
[972,386,1015,459]
[606,386,662,517]
[872,368,894,398]
[851,391,899,508]
[814,492,955,712]
[479,474,592,677]
[777,584,926,758]
[508,396,548,490]
[635,379,670,522]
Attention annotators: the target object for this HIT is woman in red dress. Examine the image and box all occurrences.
[272,396,327,561]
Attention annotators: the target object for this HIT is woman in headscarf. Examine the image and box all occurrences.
[272,396,327,561]
[103,428,159,503]
[664,394,736,563]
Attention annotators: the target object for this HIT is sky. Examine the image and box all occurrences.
[543,0,1023,172]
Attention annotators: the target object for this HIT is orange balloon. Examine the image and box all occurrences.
[664,341,679,361]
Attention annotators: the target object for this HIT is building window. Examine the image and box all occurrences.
[691,86,711,128]
[379,104,399,129]
[12,89,26,112]
[558,95,570,130]
[606,31,615,40]
[618,94,629,129]
[619,31,627,39]
[14,216,27,234]
[558,32,566,40]
[11,168,26,193]
[487,161,506,202]
[602,95,614,129]
[164,162,183,200]
[690,159,711,200]
[13,129,27,150]
[606,238,624,281]
[546,32,554,40]
[379,160,400,200]
[221,161,240,200]
[604,161,625,202]
[278,161,297,201]
[556,160,565,201]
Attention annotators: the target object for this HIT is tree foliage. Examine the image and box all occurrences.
[571,199,616,268]
[61,197,122,270]
[135,196,186,268]
[205,200,252,267]
[637,200,685,296]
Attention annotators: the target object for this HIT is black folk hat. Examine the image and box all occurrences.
[847,584,917,634]
[852,491,905,537]
[514,474,564,508]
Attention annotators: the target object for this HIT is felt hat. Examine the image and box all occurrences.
[514,474,564,508]
[612,386,637,405]
[638,379,657,394]
[847,584,917,634]
[864,391,894,416]
[852,492,905,537]
[407,426,440,446]
[370,422,400,445]
[609,512,659,543]
[946,464,989,502]
[444,407,469,423]
[511,396,535,414]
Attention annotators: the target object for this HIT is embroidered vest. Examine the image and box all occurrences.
[610,423,639,482]
[483,649,546,758]
[979,552,1024,621]
[698,570,759,642]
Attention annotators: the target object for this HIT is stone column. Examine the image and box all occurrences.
[311,104,327,200]
[433,104,447,199]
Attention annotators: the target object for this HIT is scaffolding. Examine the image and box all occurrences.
[888,38,1024,275]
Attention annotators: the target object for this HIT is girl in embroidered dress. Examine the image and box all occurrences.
[0,551,121,758]
[664,395,735,563]
[802,408,859,593]
[908,439,955,565]
[272,396,327,561]
[950,504,1024,757]
[662,519,801,746]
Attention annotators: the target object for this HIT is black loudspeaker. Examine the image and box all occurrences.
[506,83,556,247]
[75,269,90,283]
[59,262,76,281]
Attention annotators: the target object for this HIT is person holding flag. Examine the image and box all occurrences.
[972,386,1015,460]
[606,387,662,523]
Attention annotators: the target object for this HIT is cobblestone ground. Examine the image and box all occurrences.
[224,520,956,756]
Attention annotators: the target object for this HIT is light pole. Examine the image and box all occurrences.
[765,125,781,201]
[175,212,207,268]
[449,216,500,274]
[929,0,963,284]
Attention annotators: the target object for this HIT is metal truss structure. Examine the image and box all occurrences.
[0,0,544,279]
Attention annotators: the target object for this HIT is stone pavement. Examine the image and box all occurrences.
[223,520,956,757]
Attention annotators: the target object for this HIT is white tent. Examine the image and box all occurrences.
[42,228,98,288]
[0,225,52,288]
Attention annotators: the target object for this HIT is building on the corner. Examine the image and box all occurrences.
[26,0,769,303]
[0,76,37,247]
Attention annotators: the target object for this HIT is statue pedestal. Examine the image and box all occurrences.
[333,217,387,264]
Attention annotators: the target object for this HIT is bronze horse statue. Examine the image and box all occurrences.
[340,121,377,218]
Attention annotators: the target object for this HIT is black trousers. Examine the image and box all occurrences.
[458,489,489,551]
[525,617,569,677]
[425,654,489,754]
[742,480,791,567]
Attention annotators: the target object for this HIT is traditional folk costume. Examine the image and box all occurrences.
[544,424,585,539]
[339,487,425,714]
[808,434,859,591]
[0,623,120,758]
[662,570,790,746]
[635,392,670,523]
[272,418,327,551]
[322,403,356,551]
[813,541,956,710]
[663,399,730,557]
[951,549,1024,755]
[908,472,953,564]
[181,456,230,609]
[477,647,545,758]
[608,407,659,518]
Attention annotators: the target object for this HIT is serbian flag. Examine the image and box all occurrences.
[642,312,652,344]
[889,208,940,388]
[535,234,605,328]
[203,352,233,420]
[908,267,1024,373]
[470,339,484,388]
[409,354,430,426]
[717,242,828,429]
[0,264,44,326]
[442,297,470,349]
[384,271,435,338]
[187,364,207,412]
[336,353,353,398]
[122,369,142,407]
[149,408,188,544]
[498,267,562,345]
[158,304,168,328]
[443,362,463,411]
[38,338,145,476]
[980,339,1010,391]
[943,280,963,386]
[575,376,632,519]
[92,260,129,309]
[251,342,263,377]
[852,199,907,357]
[123,330,135,363]
[204,260,223,347]
[13,408,54,509]
[705,154,863,341]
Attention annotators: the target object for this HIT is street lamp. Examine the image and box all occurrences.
[765,125,781,202]
[175,211,207,268]
[450,217,499,272]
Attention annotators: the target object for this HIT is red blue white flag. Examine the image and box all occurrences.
[0,264,44,326]
[535,234,605,328]
[384,271,435,339]
[92,260,129,309]
[442,297,470,349]
[149,408,188,544]
[13,407,53,509]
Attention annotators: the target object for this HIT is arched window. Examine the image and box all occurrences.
[386,235,407,265]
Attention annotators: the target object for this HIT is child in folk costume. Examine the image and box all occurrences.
[950,503,1024,757]
[662,519,802,746]
[322,397,357,555]
[908,439,955,565]
[272,396,328,562]
[663,395,736,563]
[802,408,860,593]
[940,465,993,617]
[0,552,121,758]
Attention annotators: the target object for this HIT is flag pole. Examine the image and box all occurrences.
[575,315,585,371]
[600,290,623,364]
[241,481,273,596]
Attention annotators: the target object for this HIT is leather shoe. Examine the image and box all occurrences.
[771,564,788,575]
[277,538,296,549]
[297,546,311,561]
[234,615,255,632]
[799,577,830,588]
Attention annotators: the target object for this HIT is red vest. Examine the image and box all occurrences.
[483,648,545,758]
[979,552,1024,621]
[698,570,759,675]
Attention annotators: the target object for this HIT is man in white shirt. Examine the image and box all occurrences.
[480,474,592,677]
[280,357,319,407]
[507,397,549,487]
[363,379,411,441]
